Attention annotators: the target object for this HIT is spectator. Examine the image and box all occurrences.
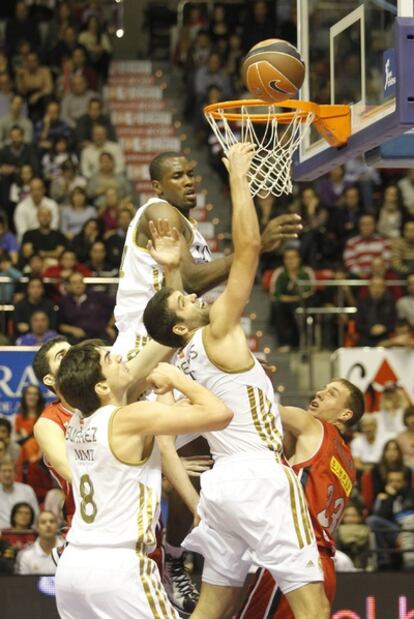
[296,186,333,268]
[1,502,37,552]
[397,406,414,470]
[105,207,132,268]
[0,251,22,303]
[21,206,67,266]
[0,213,18,264]
[396,273,414,328]
[45,1,77,52]
[317,166,349,209]
[61,45,98,93]
[397,169,414,217]
[0,94,33,146]
[379,318,414,348]
[81,123,125,179]
[74,96,116,147]
[71,217,104,262]
[34,100,72,156]
[0,420,21,464]
[209,4,229,45]
[5,1,41,57]
[13,276,57,336]
[376,384,407,436]
[194,51,232,102]
[351,414,391,471]
[42,249,91,301]
[60,186,96,239]
[0,438,7,462]
[377,185,405,239]
[78,15,112,81]
[13,385,45,442]
[269,248,315,352]
[15,511,63,574]
[87,153,131,209]
[0,73,14,119]
[241,0,277,53]
[225,33,243,91]
[370,439,412,498]
[51,25,81,70]
[0,531,16,574]
[16,311,58,346]
[15,51,53,122]
[41,136,78,184]
[343,214,392,277]
[0,125,38,186]
[22,253,45,277]
[61,74,97,129]
[86,241,117,294]
[0,460,39,529]
[58,272,115,343]
[367,469,414,569]
[359,256,402,302]
[99,186,125,232]
[14,178,59,242]
[50,159,87,206]
[392,220,414,275]
[356,276,397,346]
[335,504,371,569]
[9,163,34,216]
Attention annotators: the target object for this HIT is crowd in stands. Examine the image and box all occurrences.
[0,0,414,577]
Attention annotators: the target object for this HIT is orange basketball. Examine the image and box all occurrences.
[241,39,305,103]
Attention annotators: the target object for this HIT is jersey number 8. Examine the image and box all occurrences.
[79,474,98,524]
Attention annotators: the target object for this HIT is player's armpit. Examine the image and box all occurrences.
[280,405,321,437]
[33,418,72,482]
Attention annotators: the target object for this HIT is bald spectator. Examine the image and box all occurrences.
[14,178,59,241]
[21,207,67,264]
[15,311,58,345]
[356,276,397,346]
[75,97,116,147]
[0,460,39,529]
[58,272,115,343]
[61,74,97,129]
[81,124,124,178]
[396,273,414,328]
[15,511,63,575]
[391,220,414,275]
[0,94,33,146]
[343,214,392,277]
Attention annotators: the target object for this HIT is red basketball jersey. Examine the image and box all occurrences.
[293,419,356,554]
[40,400,75,523]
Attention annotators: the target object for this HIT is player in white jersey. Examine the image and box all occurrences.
[143,143,329,619]
[54,340,233,619]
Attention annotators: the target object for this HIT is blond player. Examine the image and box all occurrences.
[143,143,328,619]
[54,342,233,619]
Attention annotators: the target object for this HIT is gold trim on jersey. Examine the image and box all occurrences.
[246,385,282,455]
[202,328,255,374]
[126,334,152,361]
[108,409,155,466]
[295,470,313,545]
[140,555,176,618]
[152,266,164,292]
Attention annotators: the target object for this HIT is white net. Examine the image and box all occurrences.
[205,104,314,198]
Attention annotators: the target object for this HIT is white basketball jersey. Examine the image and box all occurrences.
[174,328,283,461]
[114,197,212,336]
[66,405,161,551]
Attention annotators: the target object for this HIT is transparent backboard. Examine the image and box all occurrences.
[297,0,399,165]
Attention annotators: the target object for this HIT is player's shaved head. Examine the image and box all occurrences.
[149,152,183,181]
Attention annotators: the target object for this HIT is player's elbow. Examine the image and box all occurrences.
[209,404,234,430]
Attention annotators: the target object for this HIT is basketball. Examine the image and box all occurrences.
[241,39,305,103]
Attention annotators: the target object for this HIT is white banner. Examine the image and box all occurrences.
[334,347,414,411]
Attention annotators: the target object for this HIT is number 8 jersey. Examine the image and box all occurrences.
[65,405,161,551]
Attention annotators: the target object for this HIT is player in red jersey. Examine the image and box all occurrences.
[237,378,364,619]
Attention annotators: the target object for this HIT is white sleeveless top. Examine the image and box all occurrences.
[66,404,161,551]
[174,328,283,461]
[114,197,212,335]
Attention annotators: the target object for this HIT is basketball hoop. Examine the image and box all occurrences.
[204,99,351,198]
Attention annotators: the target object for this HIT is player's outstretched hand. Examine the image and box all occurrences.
[261,213,303,253]
[181,455,213,477]
[222,142,256,176]
[147,218,181,269]
[147,362,186,394]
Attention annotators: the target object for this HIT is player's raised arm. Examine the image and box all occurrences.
[34,418,72,482]
[123,336,174,402]
[280,405,322,437]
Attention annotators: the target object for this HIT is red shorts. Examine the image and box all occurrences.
[237,551,336,619]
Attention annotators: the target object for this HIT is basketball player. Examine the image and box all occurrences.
[112,149,300,613]
[237,378,363,619]
[54,343,232,619]
[143,143,329,619]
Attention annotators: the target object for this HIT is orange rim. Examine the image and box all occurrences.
[203,98,351,147]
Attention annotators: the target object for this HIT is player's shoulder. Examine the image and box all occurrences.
[39,401,72,426]
[144,200,185,227]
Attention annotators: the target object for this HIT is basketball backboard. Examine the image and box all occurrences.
[294,0,414,181]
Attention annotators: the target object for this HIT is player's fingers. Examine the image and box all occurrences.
[148,220,159,238]
[222,157,229,171]
[146,240,153,252]
[171,226,180,241]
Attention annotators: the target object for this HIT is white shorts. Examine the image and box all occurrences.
[55,545,179,619]
[183,455,323,593]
